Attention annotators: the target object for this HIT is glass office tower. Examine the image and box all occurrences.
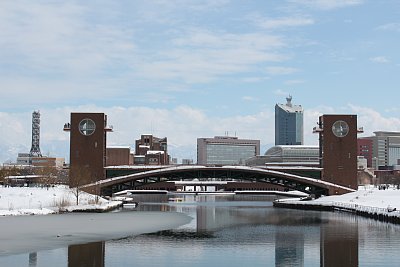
[275,96,304,145]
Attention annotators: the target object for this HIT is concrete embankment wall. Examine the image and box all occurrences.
[273,201,400,224]
[273,201,334,211]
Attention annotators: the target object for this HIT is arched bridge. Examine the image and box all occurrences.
[84,165,355,196]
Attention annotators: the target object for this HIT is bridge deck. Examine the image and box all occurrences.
[84,165,355,196]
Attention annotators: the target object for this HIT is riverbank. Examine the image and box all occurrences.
[274,185,400,224]
[0,186,121,216]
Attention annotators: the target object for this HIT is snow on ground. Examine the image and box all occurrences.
[0,185,193,256]
[279,185,400,217]
[311,185,400,209]
[0,185,120,216]
[2,184,400,217]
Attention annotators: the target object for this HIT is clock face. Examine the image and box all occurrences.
[332,120,349,137]
[79,118,96,136]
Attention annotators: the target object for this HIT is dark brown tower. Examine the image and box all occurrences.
[314,115,360,190]
[64,113,112,186]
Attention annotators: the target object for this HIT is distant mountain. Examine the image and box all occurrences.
[167,144,197,164]
[41,140,70,161]
[0,141,69,165]
[0,144,29,164]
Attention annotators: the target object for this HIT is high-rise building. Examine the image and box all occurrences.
[197,136,260,165]
[275,96,304,145]
[361,131,400,169]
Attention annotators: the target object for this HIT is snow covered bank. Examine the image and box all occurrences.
[274,186,400,223]
[0,186,120,216]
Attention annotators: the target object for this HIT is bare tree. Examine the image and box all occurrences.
[0,166,20,187]
[69,166,92,205]
[34,166,57,188]
[0,168,5,185]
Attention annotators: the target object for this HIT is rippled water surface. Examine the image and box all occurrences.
[1,194,400,267]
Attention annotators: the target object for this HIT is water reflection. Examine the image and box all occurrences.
[28,252,37,267]
[4,194,400,267]
[131,194,360,266]
[320,216,358,267]
[68,242,105,267]
[275,228,304,267]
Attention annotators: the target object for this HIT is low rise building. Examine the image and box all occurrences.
[360,131,400,169]
[197,136,260,165]
[106,146,133,166]
[246,145,319,167]
[133,134,169,165]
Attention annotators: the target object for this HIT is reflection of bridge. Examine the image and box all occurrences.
[84,165,355,196]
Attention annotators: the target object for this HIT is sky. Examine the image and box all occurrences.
[1,0,400,163]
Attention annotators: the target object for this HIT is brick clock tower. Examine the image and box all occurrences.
[64,113,112,185]
[314,115,362,191]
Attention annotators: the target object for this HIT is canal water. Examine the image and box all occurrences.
[1,194,400,267]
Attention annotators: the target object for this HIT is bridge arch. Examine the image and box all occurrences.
[84,165,354,196]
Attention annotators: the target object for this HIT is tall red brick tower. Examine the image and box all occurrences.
[314,114,361,190]
[64,113,112,185]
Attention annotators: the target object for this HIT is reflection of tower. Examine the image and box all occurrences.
[275,228,304,267]
[29,252,37,267]
[196,203,216,232]
[320,216,358,267]
[68,242,105,267]
[29,111,42,157]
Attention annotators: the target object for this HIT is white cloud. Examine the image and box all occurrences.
[242,96,258,102]
[289,0,363,10]
[369,56,389,64]
[284,79,306,85]
[348,105,400,136]
[274,89,291,96]
[0,112,31,147]
[266,66,299,75]
[241,77,270,83]
[2,104,400,163]
[0,2,136,76]
[375,23,400,32]
[0,1,297,109]
[257,17,314,29]
[138,31,288,83]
